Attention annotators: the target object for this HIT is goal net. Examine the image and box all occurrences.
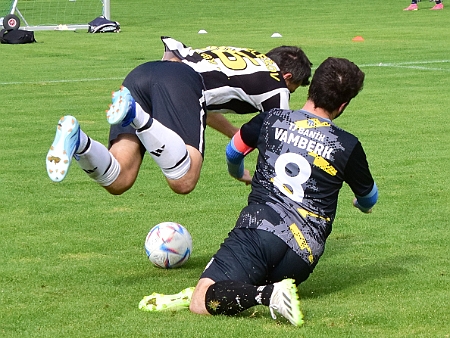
[1,0,110,30]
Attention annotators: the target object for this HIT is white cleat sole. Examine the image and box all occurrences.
[46,115,79,182]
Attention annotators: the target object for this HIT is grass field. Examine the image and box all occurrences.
[1,0,449,337]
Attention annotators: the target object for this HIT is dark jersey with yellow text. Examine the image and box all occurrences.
[161,36,290,114]
[236,109,375,269]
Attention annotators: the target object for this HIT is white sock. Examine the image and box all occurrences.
[76,138,121,186]
[136,119,190,180]
[77,130,89,153]
[131,102,150,129]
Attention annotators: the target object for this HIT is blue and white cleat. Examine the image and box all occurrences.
[46,115,80,182]
[106,86,136,126]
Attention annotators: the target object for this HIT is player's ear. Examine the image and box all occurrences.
[338,102,348,113]
[282,72,293,81]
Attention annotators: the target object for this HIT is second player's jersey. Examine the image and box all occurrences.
[237,108,375,268]
[161,36,290,114]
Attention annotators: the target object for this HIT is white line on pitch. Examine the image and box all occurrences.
[361,60,450,71]
[1,60,449,86]
[0,77,123,86]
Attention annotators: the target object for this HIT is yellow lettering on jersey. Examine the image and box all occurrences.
[308,152,337,176]
[270,72,281,81]
[294,118,330,130]
[214,51,247,70]
[297,208,331,222]
[289,223,314,263]
[234,50,260,66]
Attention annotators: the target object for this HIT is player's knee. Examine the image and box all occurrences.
[168,179,197,195]
[104,180,133,195]
[104,185,129,195]
[189,278,215,315]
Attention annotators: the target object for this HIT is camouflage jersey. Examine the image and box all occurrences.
[236,108,375,269]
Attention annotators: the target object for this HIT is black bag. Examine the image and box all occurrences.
[88,16,120,33]
[0,28,36,44]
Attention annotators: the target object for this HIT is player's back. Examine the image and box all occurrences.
[161,37,290,114]
[249,108,360,218]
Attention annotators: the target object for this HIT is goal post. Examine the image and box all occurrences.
[1,0,110,31]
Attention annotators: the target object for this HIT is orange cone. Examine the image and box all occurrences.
[352,36,364,42]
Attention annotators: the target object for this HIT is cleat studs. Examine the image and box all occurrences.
[48,155,61,164]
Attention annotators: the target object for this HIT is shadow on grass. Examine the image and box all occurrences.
[112,253,213,287]
[299,255,415,299]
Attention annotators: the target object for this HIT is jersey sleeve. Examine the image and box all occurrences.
[225,112,266,178]
[225,131,253,178]
[261,91,290,111]
[240,112,267,147]
[344,141,374,194]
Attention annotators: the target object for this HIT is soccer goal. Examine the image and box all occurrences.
[1,0,110,31]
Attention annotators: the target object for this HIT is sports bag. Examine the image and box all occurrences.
[88,16,120,33]
[0,28,36,44]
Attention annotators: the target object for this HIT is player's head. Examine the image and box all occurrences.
[308,57,365,118]
[266,46,312,93]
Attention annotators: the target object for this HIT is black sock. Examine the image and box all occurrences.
[204,280,274,316]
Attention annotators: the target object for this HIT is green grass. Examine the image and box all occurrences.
[1,0,449,337]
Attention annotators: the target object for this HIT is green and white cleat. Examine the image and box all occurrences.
[269,279,304,326]
[139,287,194,312]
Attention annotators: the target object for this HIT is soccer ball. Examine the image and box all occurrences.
[144,222,193,268]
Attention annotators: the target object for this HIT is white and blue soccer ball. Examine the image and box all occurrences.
[144,222,192,268]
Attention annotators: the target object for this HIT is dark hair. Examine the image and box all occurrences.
[266,46,312,86]
[308,57,365,113]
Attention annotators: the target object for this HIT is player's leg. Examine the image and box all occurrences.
[189,277,274,315]
[133,113,200,194]
[164,145,203,194]
[46,115,141,194]
[107,62,206,194]
[257,229,312,286]
[190,276,303,326]
[186,278,214,315]
[46,115,123,187]
[105,133,143,195]
[107,90,202,194]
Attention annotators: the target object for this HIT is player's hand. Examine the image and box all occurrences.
[238,169,252,185]
[353,198,372,213]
